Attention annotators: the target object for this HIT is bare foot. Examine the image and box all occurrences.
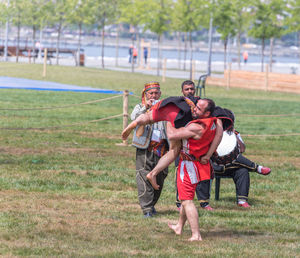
[168,222,182,235]
[188,235,202,241]
[121,121,137,140]
[147,172,160,190]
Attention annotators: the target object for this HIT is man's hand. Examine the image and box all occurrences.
[200,154,211,164]
[145,99,155,108]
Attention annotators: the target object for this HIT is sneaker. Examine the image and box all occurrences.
[202,205,214,211]
[151,207,157,215]
[144,212,153,218]
[260,167,271,175]
[238,202,251,208]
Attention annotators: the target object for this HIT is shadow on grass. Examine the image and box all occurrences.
[203,229,263,238]
[213,196,262,206]
[155,209,179,216]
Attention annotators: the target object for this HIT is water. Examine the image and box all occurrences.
[7,39,299,64]
[82,45,299,64]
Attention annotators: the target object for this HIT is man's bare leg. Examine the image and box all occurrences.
[121,111,154,140]
[168,204,187,235]
[182,200,202,241]
[147,139,181,190]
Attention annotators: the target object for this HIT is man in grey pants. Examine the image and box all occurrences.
[131,82,169,218]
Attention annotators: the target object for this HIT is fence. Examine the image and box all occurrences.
[1,90,299,140]
[207,64,300,94]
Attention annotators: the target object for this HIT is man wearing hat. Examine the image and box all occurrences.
[131,82,169,218]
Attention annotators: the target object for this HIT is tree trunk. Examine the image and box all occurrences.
[137,30,140,67]
[115,24,120,67]
[131,33,135,73]
[223,38,228,71]
[32,25,36,63]
[189,32,193,80]
[157,34,161,76]
[178,31,181,70]
[56,21,62,65]
[101,26,105,69]
[298,32,300,66]
[269,37,274,73]
[207,15,213,75]
[16,19,20,63]
[237,32,241,69]
[183,32,187,71]
[76,22,82,66]
[38,27,43,60]
[261,38,265,72]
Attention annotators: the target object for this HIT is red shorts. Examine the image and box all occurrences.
[177,160,211,200]
[151,102,180,127]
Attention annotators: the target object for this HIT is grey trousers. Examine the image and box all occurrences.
[136,148,168,214]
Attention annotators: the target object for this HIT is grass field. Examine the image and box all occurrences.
[0,63,299,257]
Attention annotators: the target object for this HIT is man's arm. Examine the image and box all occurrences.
[167,122,204,141]
[200,118,223,164]
[235,130,245,153]
[131,99,157,121]
[130,103,146,120]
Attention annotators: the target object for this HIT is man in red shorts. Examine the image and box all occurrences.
[167,98,222,241]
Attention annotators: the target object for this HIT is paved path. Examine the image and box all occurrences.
[77,56,300,80]
[4,55,300,83]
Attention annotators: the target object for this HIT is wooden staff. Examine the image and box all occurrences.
[43,48,47,77]
[192,60,195,81]
[147,46,151,70]
[122,90,129,145]
[28,49,31,64]
[265,63,269,91]
[227,62,232,90]
[162,58,167,82]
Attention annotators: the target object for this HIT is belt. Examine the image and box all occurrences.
[180,152,202,162]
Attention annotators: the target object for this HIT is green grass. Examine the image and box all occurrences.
[0,63,299,257]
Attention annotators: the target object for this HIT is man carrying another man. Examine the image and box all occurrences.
[175,80,214,210]
[167,98,221,241]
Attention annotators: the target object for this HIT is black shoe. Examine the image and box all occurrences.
[151,207,157,215]
[144,212,153,218]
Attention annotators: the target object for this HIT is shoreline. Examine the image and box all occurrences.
[2,56,299,79]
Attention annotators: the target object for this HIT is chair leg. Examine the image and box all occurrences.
[215,177,220,200]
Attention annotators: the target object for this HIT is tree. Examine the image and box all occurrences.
[91,0,119,69]
[50,0,71,65]
[112,1,123,67]
[267,0,287,72]
[68,0,94,66]
[172,0,210,79]
[4,0,19,61]
[214,0,237,71]
[142,0,173,76]
[119,0,144,72]
[0,2,8,24]
[0,0,12,61]
[230,0,252,69]
[248,0,285,72]
[285,0,300,65]
[172,1,189,71]
[21,0,50,63]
